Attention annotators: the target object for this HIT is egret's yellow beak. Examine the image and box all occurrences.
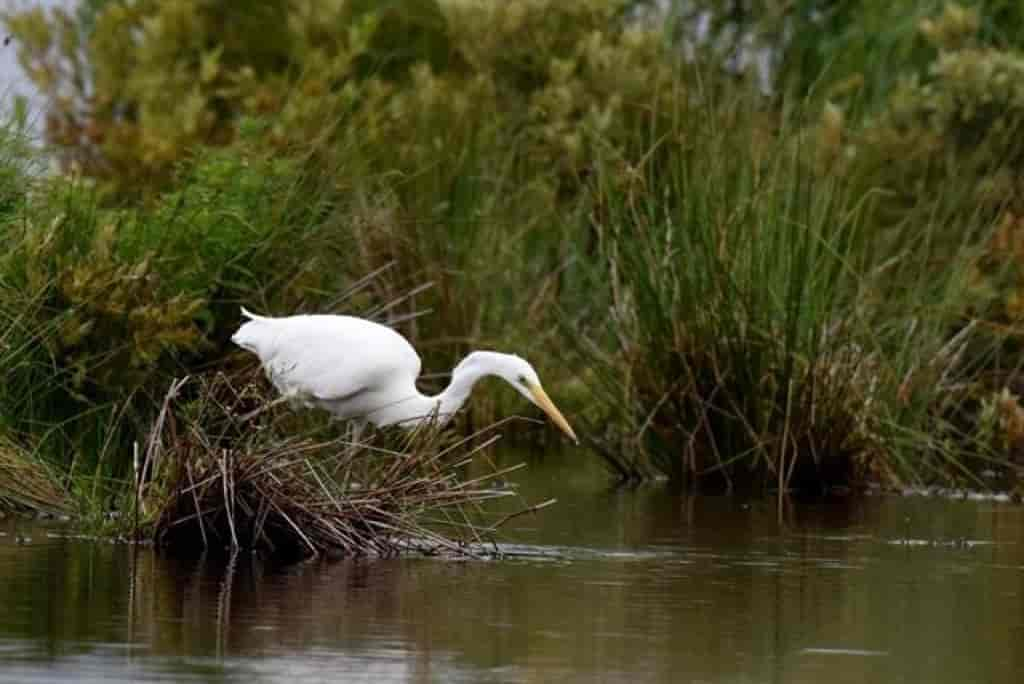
[527,383,578,444]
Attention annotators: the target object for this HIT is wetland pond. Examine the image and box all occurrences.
[1,454,1022,683]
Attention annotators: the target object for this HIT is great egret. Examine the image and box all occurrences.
[231,308,577,442]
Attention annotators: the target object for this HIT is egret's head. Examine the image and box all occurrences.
[461,351,578,443]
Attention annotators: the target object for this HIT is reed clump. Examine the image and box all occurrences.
[138,372,537,559]
[0,434,69,514]
[571,92,995,491]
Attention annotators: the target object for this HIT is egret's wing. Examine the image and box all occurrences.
[261,315,421,402]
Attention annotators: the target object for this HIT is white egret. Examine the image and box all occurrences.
[231,308,577,442]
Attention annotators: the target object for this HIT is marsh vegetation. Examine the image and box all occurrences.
[2,1,1024,542]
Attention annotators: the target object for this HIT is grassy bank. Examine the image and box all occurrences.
[1,1,1023,513]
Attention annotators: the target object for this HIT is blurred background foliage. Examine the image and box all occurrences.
[3,0,1024,491]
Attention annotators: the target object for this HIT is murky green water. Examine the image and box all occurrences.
[1,455,1023,683]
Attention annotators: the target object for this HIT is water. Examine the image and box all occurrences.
[1,456,1023,683]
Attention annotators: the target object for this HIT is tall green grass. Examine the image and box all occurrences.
[0,118,70,513]
[0,274,69,514]
[571,91,1004,491]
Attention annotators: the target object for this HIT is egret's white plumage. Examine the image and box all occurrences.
[231,308,577,441]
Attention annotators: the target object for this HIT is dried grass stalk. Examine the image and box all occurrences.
[0,434,69,514]
[142,372,537,559]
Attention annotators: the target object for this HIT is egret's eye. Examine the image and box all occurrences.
[518,374,528,385]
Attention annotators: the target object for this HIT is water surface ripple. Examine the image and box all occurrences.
[1,459,1022,683]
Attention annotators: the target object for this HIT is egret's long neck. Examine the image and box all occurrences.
[379,355,490,428]
[430,361,487,422]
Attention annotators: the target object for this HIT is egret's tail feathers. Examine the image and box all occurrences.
[240,306,265,321]
[234,307,272,354]
[231,322,262,354]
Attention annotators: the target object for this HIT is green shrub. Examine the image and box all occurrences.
[4,0,676,200]
[0,137,350,466]
[854,6,1024,216]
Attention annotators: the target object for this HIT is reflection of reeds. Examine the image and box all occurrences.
[0,434,69,513]
[141,372,540,560]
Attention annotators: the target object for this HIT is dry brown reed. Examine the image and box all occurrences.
[0,434,69,514]
[138,371,549,560]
